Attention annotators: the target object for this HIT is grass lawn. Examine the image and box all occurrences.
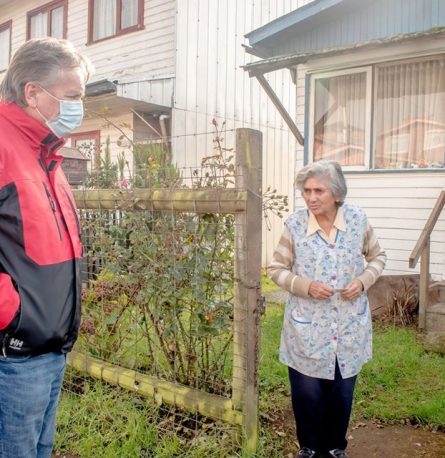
[258,300,445,428]
[55,284,445,457]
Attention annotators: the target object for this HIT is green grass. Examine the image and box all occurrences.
[56,378,241,458]
[355,323,445,426]
[55,291,445,456]
[261,271,280,294]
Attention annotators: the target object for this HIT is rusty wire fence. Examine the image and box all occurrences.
[61,129,263,456]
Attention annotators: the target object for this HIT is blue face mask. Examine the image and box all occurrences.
[36,86,84,139]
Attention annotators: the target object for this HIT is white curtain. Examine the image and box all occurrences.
[375,58,445,169]
[51,6,64,39]
[313,72,366,166]
[121,0,138,29]
[0,27,10,70]
[30,12,47,38]
[93,0,116,40]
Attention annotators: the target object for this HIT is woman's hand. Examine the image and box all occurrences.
[341,279,364,301]
[308,281,334,300]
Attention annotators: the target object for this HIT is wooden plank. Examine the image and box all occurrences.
[255,74,304,145]
[409,191,445,268]
[73,188,247,213]
[346,174,445,189]
[232,128,262,454]
[67,351,243,426]
[419,239,430,330]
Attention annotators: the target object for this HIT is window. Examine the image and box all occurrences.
[0,21,12,72]
[374,59,445,169]
[88,0,144,43]
[310,68,371,168]
[27,0,67,39]
[309,56,445,170]
[71,131,101,172]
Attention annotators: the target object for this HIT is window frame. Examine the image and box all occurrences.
[87,0,145,45]
[307,54,445,171]
[0,20,12,72]
[70,130,101,172]
[308,66,372,171]
[26,0,68,40]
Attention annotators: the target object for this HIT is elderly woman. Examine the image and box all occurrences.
[267,161,386,458]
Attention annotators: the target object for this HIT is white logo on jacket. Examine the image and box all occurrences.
[9,338,24,350]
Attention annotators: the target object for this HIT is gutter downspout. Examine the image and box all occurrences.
[159,114,171,163]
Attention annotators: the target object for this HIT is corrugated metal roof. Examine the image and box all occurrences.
[244,27,445,76]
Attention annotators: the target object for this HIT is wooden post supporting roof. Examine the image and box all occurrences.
[255,73,304,146]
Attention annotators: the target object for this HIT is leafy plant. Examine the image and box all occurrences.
[78,119,288,396]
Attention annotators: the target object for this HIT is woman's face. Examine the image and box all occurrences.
[302,177,338,217]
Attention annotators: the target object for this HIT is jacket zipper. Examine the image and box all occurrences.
[42,182,62,241]
[62,188,81,236]
[2,333,9,357]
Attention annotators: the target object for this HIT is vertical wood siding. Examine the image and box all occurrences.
[172,0,315,265]
[0,0,176,83]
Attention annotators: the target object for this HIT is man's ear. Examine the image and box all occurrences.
[23,82,41,108]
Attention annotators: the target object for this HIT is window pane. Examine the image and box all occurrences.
[0,27,10,70]
[51,6,64,38]
[30,12,48,38]
[375,59,445,169]
[93,0,116,41]
[121,0,138,29]
[72,138,99,172]
[313,72,366,166]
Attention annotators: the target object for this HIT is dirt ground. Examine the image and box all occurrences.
[347,421,445,457]
[276,405,445,458]
[276,394,445,457]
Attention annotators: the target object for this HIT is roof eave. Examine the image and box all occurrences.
[243,27,445,77]
[245,0,346,47]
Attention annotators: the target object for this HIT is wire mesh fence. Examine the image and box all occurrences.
[60,129,263,457]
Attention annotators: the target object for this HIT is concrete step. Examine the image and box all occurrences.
[425,301,445,333]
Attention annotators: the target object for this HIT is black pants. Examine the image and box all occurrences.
[288,361,357,453]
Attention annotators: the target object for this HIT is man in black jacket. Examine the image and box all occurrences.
[0,38,92,458]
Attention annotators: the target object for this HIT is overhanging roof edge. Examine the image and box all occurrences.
[245,0,345,46]
[243,27,445,77]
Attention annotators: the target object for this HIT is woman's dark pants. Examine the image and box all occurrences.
[288,362,357,453]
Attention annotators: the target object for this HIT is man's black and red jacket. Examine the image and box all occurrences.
[0,102,81,356]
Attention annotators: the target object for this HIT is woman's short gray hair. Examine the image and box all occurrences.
[0,37,93,107]
[295,160,347,205]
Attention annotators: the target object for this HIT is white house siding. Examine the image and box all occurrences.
[0,0,176,178]
[0,0,176,81]
[293,42,445,280]
[172,0,315,265]
[0,0,322,265]
[294,174,445,279]
[68,0,176,82]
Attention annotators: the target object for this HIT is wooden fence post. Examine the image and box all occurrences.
[232,128,263,455]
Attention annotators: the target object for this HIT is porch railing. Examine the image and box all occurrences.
[409,190,445,329]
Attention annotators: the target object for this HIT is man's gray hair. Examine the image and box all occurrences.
[0,37,93,107]
[295,160,348,205]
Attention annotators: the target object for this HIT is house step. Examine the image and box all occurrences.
[425,302,445,333]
